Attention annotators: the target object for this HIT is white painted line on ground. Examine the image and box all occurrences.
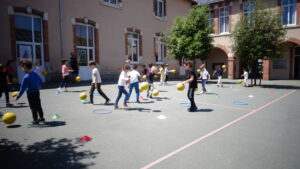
[140,90,296,169]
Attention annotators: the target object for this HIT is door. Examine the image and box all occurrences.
[294,47,300,79]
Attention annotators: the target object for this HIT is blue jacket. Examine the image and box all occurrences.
[17,71,42,99]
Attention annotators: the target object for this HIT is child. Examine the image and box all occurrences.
[115,64,131,109]
[147,64,153,75]
[199,64,210,94]
[183,60,198,112]
[142,65,147,76]
[58,59,72,92]
[34,59,45,82]
[12,61,45,125]
[159,64,166,85]
[5,60,14,81]
[128,65,141,103]
[164,64,169,84]
[0,64,11,107]
[147,66,157,98]
[213,65,225,87]
[88,61,110,104]
[241,68,249,87]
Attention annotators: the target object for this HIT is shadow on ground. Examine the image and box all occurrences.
[260,84,300,90]
[0,138,99,169]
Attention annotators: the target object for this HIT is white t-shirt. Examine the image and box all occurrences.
[118,71,129,86]
[201,69,209,80]
[92,68,102,83]
[129,70,140,83]
[243,71,249,79]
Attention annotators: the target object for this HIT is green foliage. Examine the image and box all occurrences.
[232,0,286,67]
[165,5,213,61]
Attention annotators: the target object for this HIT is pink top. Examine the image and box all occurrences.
[62,65,69,76]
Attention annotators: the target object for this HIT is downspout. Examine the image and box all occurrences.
[59,0,64,59]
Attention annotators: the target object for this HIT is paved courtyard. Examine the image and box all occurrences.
[1,79,300,169]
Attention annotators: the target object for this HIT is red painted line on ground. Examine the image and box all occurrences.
[140,90,296,169]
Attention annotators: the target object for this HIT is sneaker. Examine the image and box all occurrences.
[27,120,39,125]
[221,85,224,87]
[200,91,204,94]
[105,99,110,105]
[188,108,197,112]
[123,104,129,108]
[38,118,45,124]
[84,101,93,104]
[114,105,119,109]
[136,100,140,103]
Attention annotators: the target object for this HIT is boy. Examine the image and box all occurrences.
[199,64,210,94]
[128,65,141,103]
[0,64,11,107]
[241,68,249,87]
[88,61,110,104]
[147,66,156,98]
[213,65,225,87]
[13,61,45,125]
[115,64,131,109]
[183,61,198,112]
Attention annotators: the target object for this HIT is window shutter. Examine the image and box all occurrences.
[139,35,143,56]
[125,33,128,55]
[153,0,157,15]
[164,0,167,16]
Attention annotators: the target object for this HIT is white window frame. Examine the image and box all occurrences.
[76,23,95,66]
[101,0,119,6]
[156,38,165,64]
[155,0,165,18]
[127,33,140,64]
[219,6,229,34]
[243,0,255,23]
[15,13,44,66]
[282,0,297,26]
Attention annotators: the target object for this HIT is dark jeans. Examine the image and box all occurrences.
[27,91,44,121]
[90,83,109,103]
[201,79,207,92]
[115,86,129,105]
[128,82,140,102]
[0,87,9,104]
[147,84,153,97]
[60,75,69,88]
[187,87,197,110]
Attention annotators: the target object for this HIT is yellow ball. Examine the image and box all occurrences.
[176,83,185,91]
[197,69,201,73]
[79,93,87,100]
[139,86,144,92]
[171,69,176,73]
[141,82,149,91]
[11,78,18,84]
[222,65,226,69]
[142,75,147,81]
[2,112,16,124]
[195,88,198,92]
[12,91,19,97]
[152,89,159,96]
[75,76,81,82]
[237,79,243,84]
[154,74,158,78]
[42,71,48,76]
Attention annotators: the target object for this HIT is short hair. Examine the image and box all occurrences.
[89,61,96,66]
[123,64,131,70]
[142,64,146,68]
[62,59,68,64]
[148,64,153,68]
[184,60,194,68]
[132,65,137,69]
[21,60,33,69]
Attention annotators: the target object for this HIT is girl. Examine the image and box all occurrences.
[58,59,73,92]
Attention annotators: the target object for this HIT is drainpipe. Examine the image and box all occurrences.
[59,0,64,59]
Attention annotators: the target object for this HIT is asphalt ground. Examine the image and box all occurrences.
[1,79,300,169]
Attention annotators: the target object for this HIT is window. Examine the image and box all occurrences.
[102,0,119,6]
[282,0,297,25]
[154,0,166,18]
[243,0,255,23]
[127,33,140,63]
[209,9,214,28]
[155,37,165,64]
[273,59,287,69]
[219,6,229,33]
[15,14,43,65]
[76,24,95,66]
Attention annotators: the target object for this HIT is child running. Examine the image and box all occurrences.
[13,61,45,125]
[199,64,210,94]
[88,61,110,104]
[128,65,141,103]
[241,68,249,87]
[147,66,156,98]
[0,64,11,107]
[115,64,131,109]
[183,60,198,112]
[213,65,225,87]
[58,59,73,92]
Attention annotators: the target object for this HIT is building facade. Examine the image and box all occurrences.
[198,0,300,80]
[0,0,194,82]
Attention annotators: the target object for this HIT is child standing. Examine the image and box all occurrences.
[164,64,169,84]
[159,64,166,85]
[58,59,72,92]
[241,68,249,87]
[115,64,131,109]
[13,61,45,125]
[147,66,156,98]
[128,65,141,103]
[88,61,110,104]
[199,64,210,94]
[183,61,198,112]
[213,65,225,87]
[0,64,11,107]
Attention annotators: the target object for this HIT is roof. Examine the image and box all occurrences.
[197,0,225,5]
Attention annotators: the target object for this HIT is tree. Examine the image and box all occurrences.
[165,5,213,62]
[232,0,286,85]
